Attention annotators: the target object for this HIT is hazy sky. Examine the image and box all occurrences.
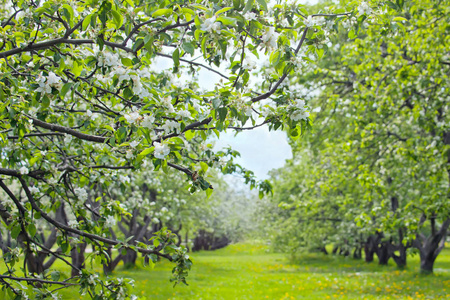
[195,60,293,180]
[157,54,293,180]
[213,126,292,180]
[154,0,330,180]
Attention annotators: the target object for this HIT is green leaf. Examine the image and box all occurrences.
[72,61,82,77]
[200,162,209,173]
[198,177,210,190]
[62,4,74,23]
[121,57,133,66]
[181,8,195,21]
[11,225,21,239]
[201,36,208,56]
[217,16,236,26]
[172,48,180,67]
[316,47,324,59]
[182,42,195,56]
[191,4,208,11]
[243,0,254,13]
[51,271,60,282]
[82,14,93,31]
[206,188,213,198]
[218,107,227,122]
[256,0,268,11]
[393,17,407,22]
[348,29,356,39]
[184,130,195,141]
[233,0,242,10]
[111,9,124,29]
[152,8,173,17]
[139,147,154,156]
[215,7,233,16]
[27,223,36,237]
[60,82,73,98]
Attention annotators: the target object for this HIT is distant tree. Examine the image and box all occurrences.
[270,0,450,273]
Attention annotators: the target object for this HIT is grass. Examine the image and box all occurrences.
[51,242,450,300]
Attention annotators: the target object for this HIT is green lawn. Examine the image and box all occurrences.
[53,243,450,300]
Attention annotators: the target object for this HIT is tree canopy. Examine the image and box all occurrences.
[268,0,450,274]
[0,0,372,298]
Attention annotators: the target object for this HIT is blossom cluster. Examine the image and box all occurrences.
[289,99,310,121]
[201,16,221,33]
[36,72,61,94]
[261,27,279,52]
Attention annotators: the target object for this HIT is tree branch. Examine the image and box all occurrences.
[251,28,308,103]
[26,116,108,143]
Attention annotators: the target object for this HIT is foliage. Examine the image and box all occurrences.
[268,0,450,272]
[0,0,372,297]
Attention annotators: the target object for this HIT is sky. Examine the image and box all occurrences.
[195,59,293,180]
[213,125,292,180]
[156,50,293,181]
[153,0,332,180]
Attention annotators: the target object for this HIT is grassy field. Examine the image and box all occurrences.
[51,243,450,300]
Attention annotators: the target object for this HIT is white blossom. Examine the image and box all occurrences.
[162,120,181,133]
[219,156,228,167]
[358,2,372,16]
[86,109,98,120]
[64,134,73,144]
[29,186,40,194]
[74,187,88,201]
[125,149,134,159]
[261,27,279,51]
[245,12,257,21]
[129,140,139,148]
[124,111,140,124]
[177,110,191,119]
[154,142,170,159]
[243,57,257,70]
[244,106,253,117]
[161,97,175,113]
[293,99,306,109]
[152,217,159,224]
[119,175,130,183]
[201,16,221,32]
[87,274,98,285]
[68,220,78,227]
[19,166,29,175]
[104,215,116,228]
[342,17,357,29]
[290,110,310,121]
[142,115,155,128]
[46,72,60,85]
[315,16,326,26]
[304,16,315,27]
[36,72,61,94]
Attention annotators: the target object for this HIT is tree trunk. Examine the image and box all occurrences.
[121,249,137,267]
[71,242,87,277]
[414,218,449,274]
[389,229,408,268]
[376,242,390,265]
[319,246,328,255]
[332,245,338,255]
[353,246,362,259]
